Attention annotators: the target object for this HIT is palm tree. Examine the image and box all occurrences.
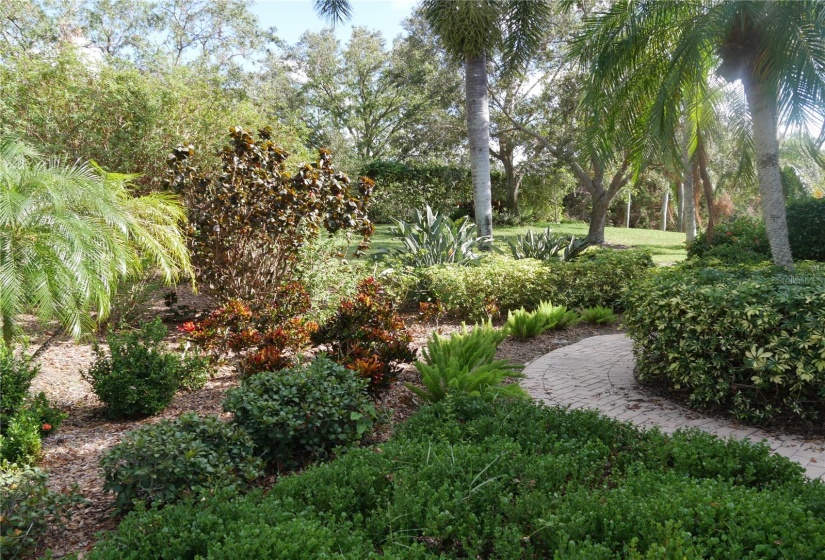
[0,137,191,344]
[570,0,825,269]
[314,0,552,241]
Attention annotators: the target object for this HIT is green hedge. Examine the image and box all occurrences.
[421,249,653,320]
[786,198,825,261]
[86,398,823,559]
[624,261,825,423]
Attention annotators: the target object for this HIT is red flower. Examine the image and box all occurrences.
[42,423,52,431]
[177,321,197,333]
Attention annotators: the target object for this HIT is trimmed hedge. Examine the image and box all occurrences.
[786,197,825,261]
[624,261,825,423]
[421,249,653,320]
[86,398,823,560]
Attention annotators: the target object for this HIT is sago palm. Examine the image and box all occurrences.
[570,0,825,269]
[0,136,191,343]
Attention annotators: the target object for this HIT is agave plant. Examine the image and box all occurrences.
[407,322,527,403]
[385,206,489,268]
[507,228,591,261]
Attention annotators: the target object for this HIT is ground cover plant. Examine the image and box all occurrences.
[624,261,825,423]
[505,301,580,339]
[85,397,824,559]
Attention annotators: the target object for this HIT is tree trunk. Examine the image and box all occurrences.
[697,130,716,240]
[625,190,631,228]
[661,188,669,231]
[503,158,521,214]
[2,312,13,346]
[682,131,696,241]
[677,181,684,232]
[588,193,610,244]
[465,53,493,242]
[744,79,794,270]
[693,165,703,230]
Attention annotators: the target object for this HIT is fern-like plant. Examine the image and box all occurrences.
[504,302,580,339]
[385,206,488,268]
[535,301,580,330]
[407,323,527,403]
[579,306,617,325]
[507,228,590,261]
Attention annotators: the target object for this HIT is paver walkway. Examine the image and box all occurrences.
[521,334,825,480]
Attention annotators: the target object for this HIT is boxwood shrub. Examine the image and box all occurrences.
[222,356,376,468]
[786,197,825,261]
[624,261,825,423]
[86,398,823,560]
[421,249,653,320]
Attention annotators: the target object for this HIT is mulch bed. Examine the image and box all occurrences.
[31,311,619,558]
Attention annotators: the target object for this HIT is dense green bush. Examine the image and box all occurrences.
[409,323,526,403]
[786,197,825,261]
[422,250,653,320]
[0,345,38,420]
[624,262,825,423]
[1,462,83,559]
[579,306,617,325]
[686,216,771,261]
[84,319,205,418]
[223,356,376,468]
[0,412,41,465]
[87,398,822,559]
[100,413,264,510]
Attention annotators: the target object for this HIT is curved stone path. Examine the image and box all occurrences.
[521,334,825,480]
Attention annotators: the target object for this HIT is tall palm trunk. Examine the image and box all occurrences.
[682,130,696,241]
[465,53,493,241]
[744,79,794,270]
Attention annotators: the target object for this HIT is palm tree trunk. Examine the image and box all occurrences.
[744,80,794,270]
[2,312,13,346]
[661,188,669,231]
[465,53,493,242]
[682,150,696,241]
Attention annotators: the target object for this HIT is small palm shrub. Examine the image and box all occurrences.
[100,413,264,510]
[384,205,487,267]
[579,306,617,325]
[507,228,590,261]
[223,356,376,468]
[1,462,84,559]
[408,323,527,403]
[504,302,579,339]
[85,318,211,418]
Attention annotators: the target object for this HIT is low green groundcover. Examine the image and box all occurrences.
[83,398,824,559]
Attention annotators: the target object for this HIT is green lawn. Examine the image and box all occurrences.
[368,221,687,264]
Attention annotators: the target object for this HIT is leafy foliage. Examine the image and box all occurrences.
[506,227,590,261]
[222,356,376,468]
[185,285,316,376]
[686,216,771,261]
[86,398,824,560]
[100,413,264,510]
[624,262,825,423]
[84,319,205,418]
[165,126,374,303]
[786,198,825,261]
[1,462,84,559]
[579,306,617,325]
[0,412,41,465]
[383,205,488,268]
[313,278,414,392]
[408,323,526,403]
[0,344,38,420]
[422,250,653,320]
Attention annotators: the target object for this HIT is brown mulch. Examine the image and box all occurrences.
[31,309,619,558]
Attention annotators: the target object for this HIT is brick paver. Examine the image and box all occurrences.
[522,334,825,480]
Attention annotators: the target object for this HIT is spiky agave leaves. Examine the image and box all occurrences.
[407,322,527,403]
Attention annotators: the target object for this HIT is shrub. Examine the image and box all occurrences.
[84,319,186,418]
[504,302,578,339]
[506,228,590,261]
[0,344,38,420]
[624,262,825,423]
[686,216,771,261]
[1,462,84,559]
[100,413,264,510]
[786,197,825,261]
[422,250,653,320]
[165,127,374,302]
[313,278,414,392]
[408,323,527,403]
[86,398,824,560]
[185,285,316,376]
[382,205,487,268]
[579,305,617,325]
[0,412,41,465]
[25,392,67,436]
[223,356,376,468]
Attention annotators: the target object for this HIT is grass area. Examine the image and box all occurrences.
[368,221,687,264]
